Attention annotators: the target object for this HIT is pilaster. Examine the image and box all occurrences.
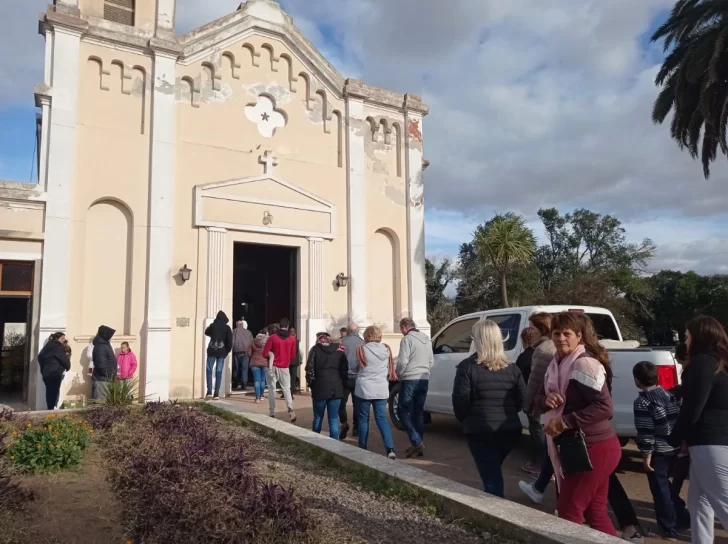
[404,97,430,337]
[155,0,177,37]
[345,80,368,325]
[37,24,82,407]
[307,237,326,354]
[143,46,178,402]
[206,228,227,318]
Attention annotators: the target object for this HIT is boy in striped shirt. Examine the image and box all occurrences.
[633,361,686,540]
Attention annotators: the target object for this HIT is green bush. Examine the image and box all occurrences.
[7,415,92,473]
[97,377,140,407]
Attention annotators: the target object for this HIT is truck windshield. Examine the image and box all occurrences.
[586,313,620,341]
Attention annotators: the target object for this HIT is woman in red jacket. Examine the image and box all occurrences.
[535,311,621,536]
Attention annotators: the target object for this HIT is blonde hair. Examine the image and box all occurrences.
[363,325,382,343]
[472,318,510,370]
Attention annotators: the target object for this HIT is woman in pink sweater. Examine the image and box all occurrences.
[117,341,138,381]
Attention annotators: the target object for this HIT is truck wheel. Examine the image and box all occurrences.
[388,383,405,431]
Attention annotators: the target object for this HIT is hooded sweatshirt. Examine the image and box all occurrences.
[341,334,365,377]
[249,334,268,367]
[355,342,392,400]
[92,325,117,381]
[396,329,435,381]
[205,311,233,359]
[634,385,680,456]
[38,338,71,379]
[305,342,348,400]
[263,329,297,369]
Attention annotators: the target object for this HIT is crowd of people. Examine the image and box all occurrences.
[38,307,728,543]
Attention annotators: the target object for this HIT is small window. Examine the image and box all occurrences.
[104,0,135,26]
[487,314,522,351]
[433,318,478,354]
[586,313,620,341]
[0,262,34,295]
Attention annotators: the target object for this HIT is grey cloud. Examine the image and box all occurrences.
[650,240,728,275]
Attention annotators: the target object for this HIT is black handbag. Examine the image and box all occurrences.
[553,429,593,475]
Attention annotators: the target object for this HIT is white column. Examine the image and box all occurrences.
[203,227,227,396]
[37,25,82,408]
[404,105,430,337]
[37,99,51,190]
[156,0,176,35]
[345,93,367,324]
[306,237,326,354]
[143,48,178,402]
[206,228,226,318]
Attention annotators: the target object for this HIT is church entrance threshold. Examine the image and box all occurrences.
[232,243,298,337]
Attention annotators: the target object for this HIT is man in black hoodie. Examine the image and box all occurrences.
[205,311,233,400]
[92,325,117,401]
[38,332,71,409]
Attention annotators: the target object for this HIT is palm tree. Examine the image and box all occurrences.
[651,0,728,178]
[474,213,536,308]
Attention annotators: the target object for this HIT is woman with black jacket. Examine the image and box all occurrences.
[452,318,526,497]
[38,332,71,409]
[306,332,348,439]
[668,315,728,543]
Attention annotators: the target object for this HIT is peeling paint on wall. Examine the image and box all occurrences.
[408,119,422,142]
[307,98,323,124]
[243,82,292,105]
[384,184,406,207]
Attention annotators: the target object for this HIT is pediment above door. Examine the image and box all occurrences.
[194,174,336,239]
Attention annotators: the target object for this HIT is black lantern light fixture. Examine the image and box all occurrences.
[335,272,349,288]
[179,264,193,283]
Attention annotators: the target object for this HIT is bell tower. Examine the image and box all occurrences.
[52,1,169,34]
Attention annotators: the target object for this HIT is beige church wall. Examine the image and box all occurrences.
[362,105,409,330]
[59,41,152,398]
[201,199,331,235]
[0,239,42,256]
[0,206,44,235]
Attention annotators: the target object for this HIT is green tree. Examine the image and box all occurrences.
[425,258,458,334]
[651,0,728,178]
[474,213,536,307]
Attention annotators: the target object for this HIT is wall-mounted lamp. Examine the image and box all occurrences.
[335,273,349,288]
[179,264,193,283]
[263,210,274,226]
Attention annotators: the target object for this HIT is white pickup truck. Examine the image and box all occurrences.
[388,305,681,444]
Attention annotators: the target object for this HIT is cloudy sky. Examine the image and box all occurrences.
[1,0,726,274]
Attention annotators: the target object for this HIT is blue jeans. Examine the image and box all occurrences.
[647,454,681,537]
[312,398,341,439]
[398,379,428,446]
[206,356,225,395]
[466,431,521,497]
[251,366,266,399]
[357,398,394,450]
[233,353,250,388]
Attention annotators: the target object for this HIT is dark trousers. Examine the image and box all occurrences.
[339,377,358,427]
[466,430,521,497]
[398,379,428,446]
[609,473,640,530]
[289,365,300,391]
[527,414,546,465]
[43,375,63,410]
[671,455,690,527]
[534,442,555,494]
[647,454,681,536]
[232,353,249,389]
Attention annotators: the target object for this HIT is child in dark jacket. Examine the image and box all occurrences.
[633,361,689,539]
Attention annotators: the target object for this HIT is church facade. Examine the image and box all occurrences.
[5,0,430,408]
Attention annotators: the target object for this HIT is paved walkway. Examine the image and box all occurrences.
[226,391,728,544]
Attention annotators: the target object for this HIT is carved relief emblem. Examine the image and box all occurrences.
[245,95,287,138]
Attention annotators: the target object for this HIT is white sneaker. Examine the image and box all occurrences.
[620,532,645,544]
[518,480,544,505]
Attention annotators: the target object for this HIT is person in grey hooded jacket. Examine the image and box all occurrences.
[339,322,364,439]
[396,318,434,457]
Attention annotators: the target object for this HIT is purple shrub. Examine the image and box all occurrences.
[85,406,131,430]
[104,406,309,543]
[0,407,16,422]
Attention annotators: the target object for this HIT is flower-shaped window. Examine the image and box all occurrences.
[245,95,287,138]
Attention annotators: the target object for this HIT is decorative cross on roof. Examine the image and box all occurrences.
[259,150,278,174]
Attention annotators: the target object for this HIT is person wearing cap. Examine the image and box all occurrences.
[306,332,348,439]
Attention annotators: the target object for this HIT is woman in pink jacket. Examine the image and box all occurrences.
[117,341,138,382]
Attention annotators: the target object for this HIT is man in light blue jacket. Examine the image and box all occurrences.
[396,317,434,458]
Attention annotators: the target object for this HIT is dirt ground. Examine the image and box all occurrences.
[2,445,126,544]
[230,391,728,544]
